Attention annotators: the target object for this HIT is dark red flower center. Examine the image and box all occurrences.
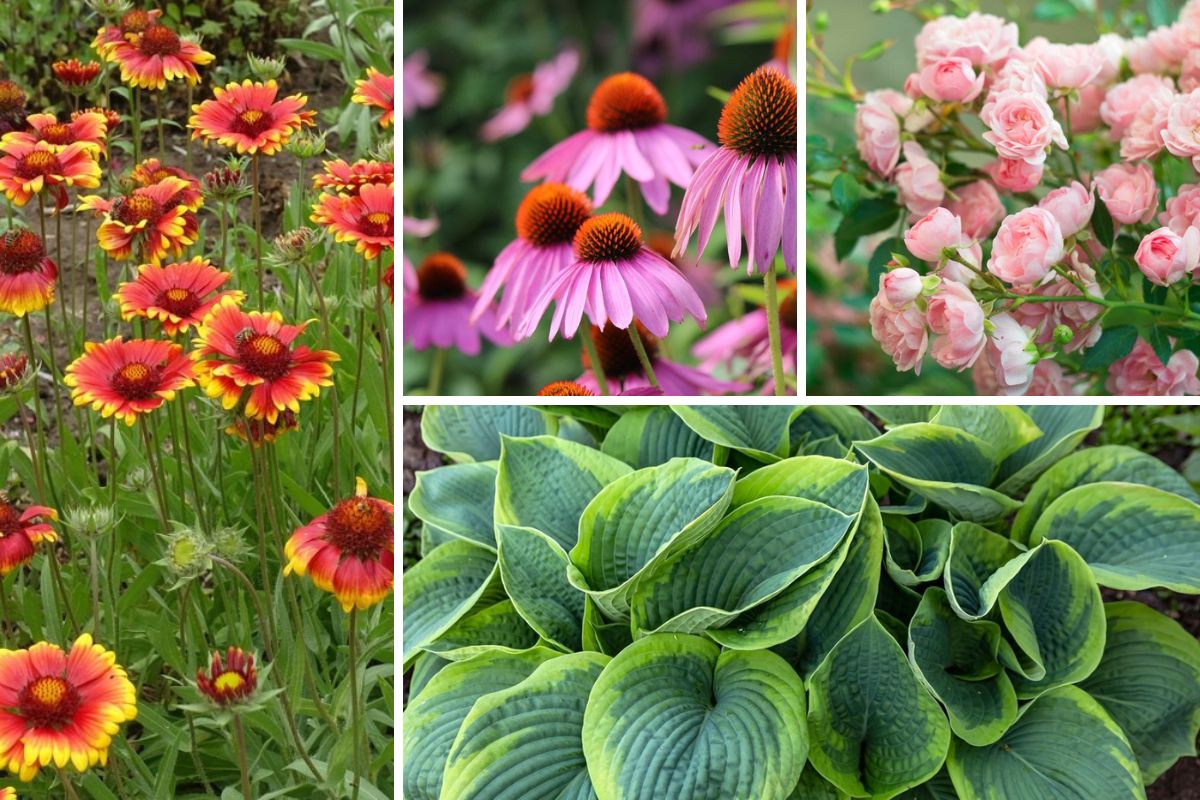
[234,108,274,139]
[115,194,163,225]
[139,25,182,56]
[18,675,81,730]
[718,66,796,158]
[39,123,75,146]
[537,380,595,396]
[516,183,591,246]
[505,73,536,105]
[0,230,45,276]
[325,496,392,560]
[360,210,394,238]
[120,9,154,33]
[416,253,467,300]
[582,321,658,377]
[234,330,292,380]
[0,502,20,538]
[779,279,796,331]
[574,213,642,262]
[15,150,60,180]
[156,286,200,318]
[0,354,28,391]
[587,73,667,132]
[0,81,24,114]
[111,361,162,400]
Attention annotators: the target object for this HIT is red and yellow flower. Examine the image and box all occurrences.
[226,410,299,445]
[51,59,102,90]
[189,80,317,156]
[0,785,14,798]
[0,498,56,576]
[115,257,243,336]
[92,9,163,59]
[0,634,137,781]
[195,647,257,706]
[0,141,100,208]
[0,354,28,392]
[192,296,338,423]
[64,338,196,425]
[103,22,213,90]
[130,158,203,210]
[284,478,394,612]
[311,181,394,260]
[75,107,122,136]
[351,68,394,128]
[0,230,57,317]
[79,176,199,263]
[0,82,26,138]
[311,159,393,192]
[1,112,108,157]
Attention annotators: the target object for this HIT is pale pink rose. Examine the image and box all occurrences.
[1182,0,1200,42]
[904,207,965,261]
[984,158,1043,193]
[947,180,1005,239]
[1164,89,1200,159]
[941,243,982,284]
[985,313,1037,395]
[1094,33,1126,85]
[1026,361,1088,395]
[1159,184,1200,234]
[882,268,923,307]
[1126,25,1187,74]
[927,280,985,370]
[1038,180,1094,238]
[1092,162,1158,225]
[1181,50,1200,93]
[1119,87,1174,161]
[914,12,1019,68]
[1135,227,1200,286]
[1012,254,1103,353]
[894,142,944,216]
[980,90,1067,166]
[1057,84,1106,134]
[987,207,1064,286]
[989,57,1048,98]
[1101,75,1174,141]
[916,57,985,103]
[869,294,928,374]
[1107,339,1200,395]
[1025,37,1103,90]
[903,73,922,99]
[855,90,909,178]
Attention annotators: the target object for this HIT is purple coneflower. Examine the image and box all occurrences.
[481,48,579,141]
[403,252,510,355]
[693,279,797,393]
[403,51,441,118]
[577,322,749,396]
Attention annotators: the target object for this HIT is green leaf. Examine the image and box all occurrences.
[730,454,869,514]
[835,198,900,261]
[408,462,498,550]
[929,406,1041,463]
[789,765,849,799]
[831,173,862,212]
[601,406,714,467]
[1081,325,1137,370]
[495,434,632,550]
[442,652,609,800]
[422,600,540,660]
[947,686,1145,800]
[584,634,807,800]
[884,517,951,587]
[1091,187,1114,248]
[943,522,1027,621]
[402,541,497,664]
[1078,601,1200,784]
[893,770,958,800]
[421,406,555,462]
[994,405,1104,494]
[582,597,633,656]
[866,405,937,426]
[1029,482,1200,592]
[1148,325,1175,367]
[671,405,801,462]
[807,615,951,798]
[790,406,880,457]
[497,525,586,652]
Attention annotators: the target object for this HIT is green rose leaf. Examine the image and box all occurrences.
[422,405,555,462]
[497,524,585,652]
[993,406,1104,495]
[403,540,498,664]
[672,405,802,462]
[408,462,498,550]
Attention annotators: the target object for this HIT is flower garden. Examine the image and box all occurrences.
[0,0,394,797]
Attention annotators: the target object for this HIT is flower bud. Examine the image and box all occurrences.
[286,130,327,159]
[247,54,286,81]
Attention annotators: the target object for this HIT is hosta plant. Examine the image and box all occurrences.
[402,404,1200,800]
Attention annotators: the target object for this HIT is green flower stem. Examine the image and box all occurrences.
[580,332,609,395]
[252,152,265,308]
[58,767,81,800]
[131,88,141,164]
[303,258,341,497]
[372,257,393,468]
[88,533,101,638]
[349,607,364,800]
[232,713,252,800]
[627,325,661,389]
[21,315,58,507]
[427,347,446,395]
[155,90,165,158]
[138,417,170,531]
[763,267,787,396]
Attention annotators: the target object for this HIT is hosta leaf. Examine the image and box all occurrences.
[854,424,1020,522]
[422,600,540,660]
[601,406,714,467]
[1029,482,1200,592]
[402,541,497,664]
[893,770,958,800]
[908,588,1017,746]
[730,455,870,515]
[1078,601,1200,784]
[943,522,1027,621]
[789,406,880,456]
[583,634,807,800]
[442,652,609,800]
[495,435,632,550]
[402,647,560,800]
[866,405,937,426]
[884,517,951,587]
[497,524,585,652]
[947,686,1145,800]
[1012,445,1199,545]
[999,541,1105,696]
[567,458,735,618]
[789,765,849,799]
[408,462,498,550]
[422,406,555,462]
[929,406,1042,463]
[807,615,951,799]
[629,496,855,636]
[671,405,802,462]
[407,652,450,703]
[582,598,633,656]
[993,406,1104,495]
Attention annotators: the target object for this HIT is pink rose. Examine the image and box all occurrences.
[904,207,965,261]
[882,268,923,308]
[1127,25,1187,75]
[927,280,985,370]
[1119,87,1173,161]
[990,58,1048,98]
[941,243,982,284]
[1038,181,1094,238]
[1159,184,1200,234]
[869,294,928,374]
[984,158,1043,193]
[855,90,909,178]
[916,57,985,103]
[980,89,1067,166]
[1026,361,1088,396]
[1164,89,1200,159]
[1058,84,1106,134]
[1134,227,1200,286]
[1093,162,1158,225]
[1101,75,1174,140]
[915,12,1019,68]
[894,142,944,216]
[985,313,1037,395]
[1094,33,1126,85]
[987,207,1065,286]
[1107,339,1200,395]
[1182,50,1200,93]
[1025,37,1103,90]
[1011,254,1103,353]
[947,180,1005,239]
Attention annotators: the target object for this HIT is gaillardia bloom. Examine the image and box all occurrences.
[284,478,394,612]
[352,67,394,128]
[189,80,317,156]
[115,258,244,335]
[91,8,163,58]
[2,112,108,156]
[226,410,299,446]
[0,497,56,576]
[79,176,199,263]
[577,321,749,395]
[0,353,28,393]
[0,81,27,137]
[0,230,57,317]
[480,48,578,142]
[310,181,394,259]
[674,65,797,274]
[472,182,592,335]
[104,22,213,90]
[195,647,258,706]
[0,140,100,208]
[311,159,394,192]
[130,158,203,210]
[0,634,137,780]
[404,253,510,355]
[517,212,707,340]
[521,72,713,214]
[64,338,196,425]
[0,785,13,799]
[192,296,338,423]
[52,59,102,90]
